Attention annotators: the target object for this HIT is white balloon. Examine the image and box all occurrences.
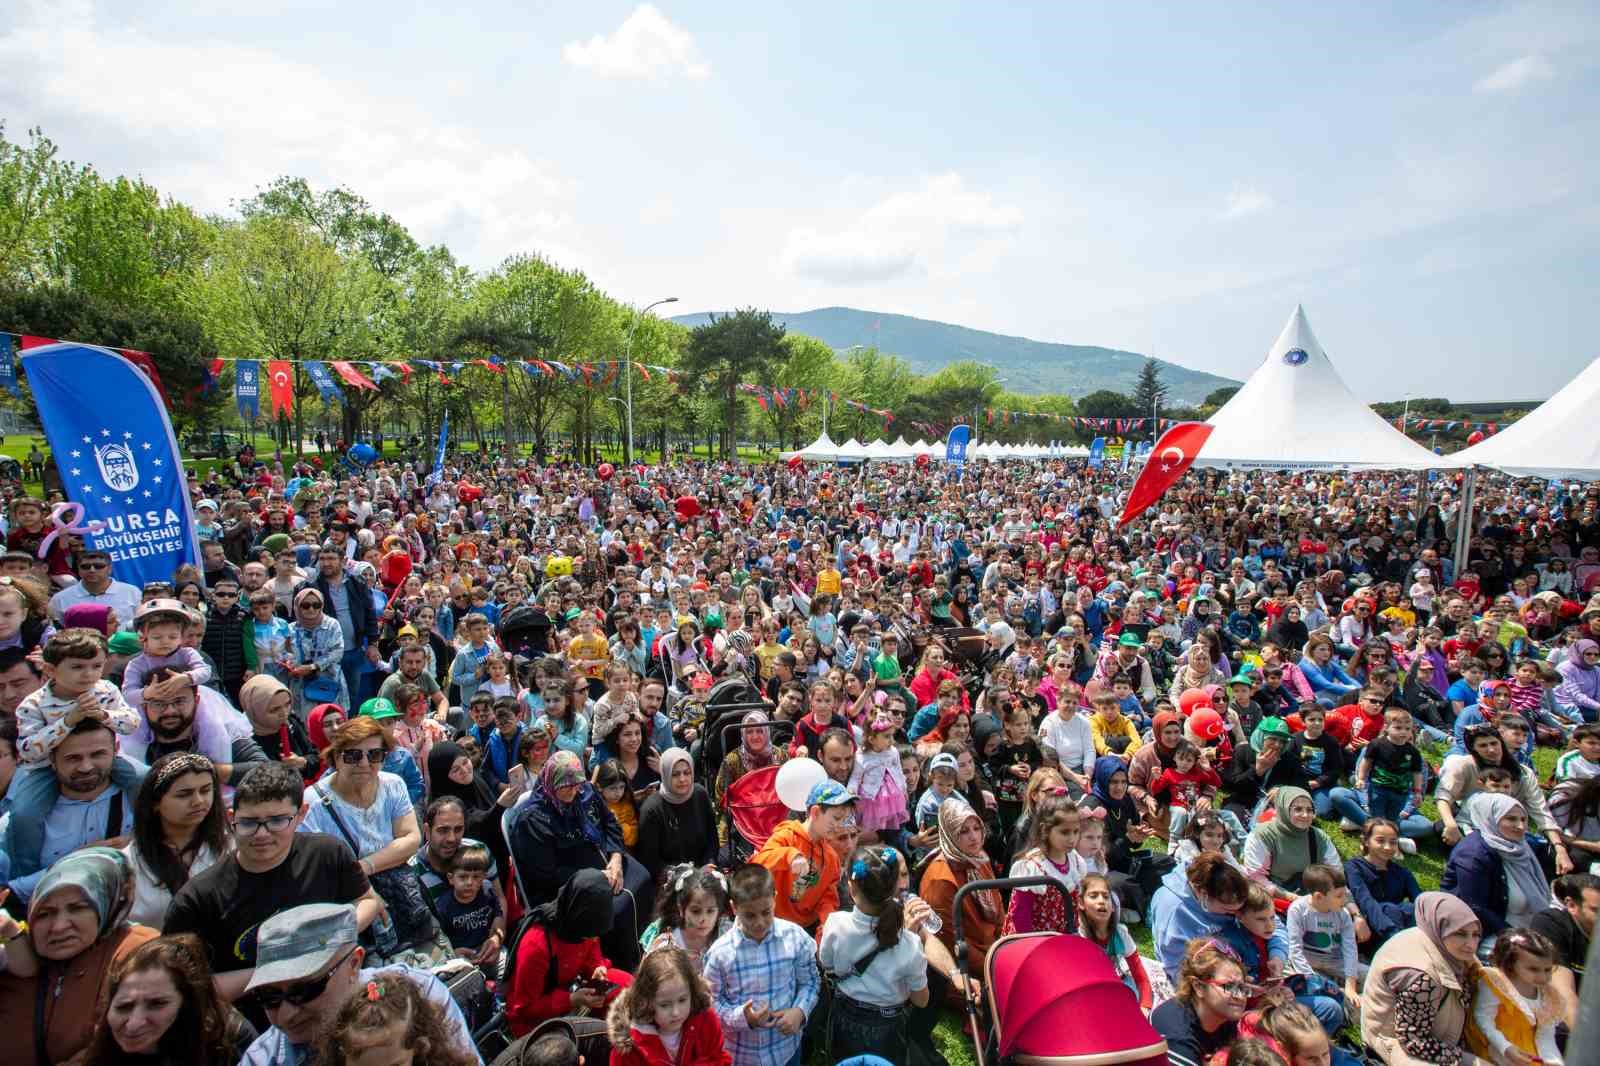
[774,758,827,812]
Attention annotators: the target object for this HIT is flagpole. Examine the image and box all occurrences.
[624,297,677,464]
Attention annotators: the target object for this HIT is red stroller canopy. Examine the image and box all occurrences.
[986,933,1167,1065]
[723,764,788,851]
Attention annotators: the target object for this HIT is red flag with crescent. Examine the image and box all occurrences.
[1117,421,1213,527]
[267,360,295,417]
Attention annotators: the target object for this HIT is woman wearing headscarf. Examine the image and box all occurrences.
[1241,787,1340,900]
[918,796,1002,998]
[712,709,786,810]
[1441,793,1553,939]
[1082,754,1168,920]
[426,739,508,868]
[1222,716,1308,825]
[504,868,635,1037]
[508,750,654,970]
[1127,710,1183,837]
[238,674,320,781]
[0,847,161,1065]
[1266,603,1309,653]
[63,601,117,636]
[1556,637,1600,722]
[286,585,348,715]
[1361,892,1489,1066]
[632,748,717,884]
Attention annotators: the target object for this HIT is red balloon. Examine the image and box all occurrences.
[1178,688,1213,717]
[458,483,482,504]
[1467,430,1485,446]
[1189,707,1225,741]
[674,495,702,520]
[597,462,614,481]
[914,453,930,469]
[787,455,804,470]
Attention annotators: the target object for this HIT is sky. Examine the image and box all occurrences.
[2,0,1596,401]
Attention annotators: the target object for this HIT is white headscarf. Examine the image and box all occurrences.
[1475,793,1552,910]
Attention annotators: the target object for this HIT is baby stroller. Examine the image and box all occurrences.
[499,604,553,658]
[953,877,1168,1066]
[695,675,774,779]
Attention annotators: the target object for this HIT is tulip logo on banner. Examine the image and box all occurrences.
[20,343,200,590]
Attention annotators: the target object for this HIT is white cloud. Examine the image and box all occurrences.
[782,173,1022,285]
[1475,53,1555,93]
[563,5,710,81]
[0,0,577,270]
[1222,183,1273,219]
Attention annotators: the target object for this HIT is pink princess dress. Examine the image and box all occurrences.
[849,746,909,831]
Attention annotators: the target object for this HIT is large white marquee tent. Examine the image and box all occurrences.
[1454,355,1600,481]
[1193,306,1458,472]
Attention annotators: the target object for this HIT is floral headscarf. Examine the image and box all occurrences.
[28,846,135,941]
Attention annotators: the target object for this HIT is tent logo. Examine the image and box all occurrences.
[1282,348,1309,366]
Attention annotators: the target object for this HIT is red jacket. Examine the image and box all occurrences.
[608,1010,731,1066]
[506,925,632,1037]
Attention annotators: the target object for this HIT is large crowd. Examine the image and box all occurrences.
[0,445,1597,1066]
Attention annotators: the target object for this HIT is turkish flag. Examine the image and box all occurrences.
[1116,421,1214,527]
[330,360,378,391]
[267,360,295,417]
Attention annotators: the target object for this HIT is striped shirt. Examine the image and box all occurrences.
[703,918,821,1066]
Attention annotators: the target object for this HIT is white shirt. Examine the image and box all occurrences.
[48,579,142,629]
[817,907,928,1008]
[1038,711,1096,778]
[122,840,226,929]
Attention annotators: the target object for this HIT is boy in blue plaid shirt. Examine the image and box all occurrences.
[704,863,821,1066]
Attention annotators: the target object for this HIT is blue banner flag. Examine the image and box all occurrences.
[427,410,449,486]
[303,360,344,401]
[944,424,971,463]
[234,359,260,419]
[1088,436,1106,468]
[21,343,199,589]
[0,334,16,396]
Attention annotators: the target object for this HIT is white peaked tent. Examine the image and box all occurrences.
[782,433,842,461]
[890,435,915,457]
[864,439,898,461]
[835,438,869,461]
[1194,306,1456,471]
[913,439,941,456]
[1456,356,1600,480]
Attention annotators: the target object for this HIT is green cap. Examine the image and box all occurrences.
[358,697,400,720]
[563,607,583,622]
[703,610,724,630]
[1228,671,1255,686]
[261,533,290,555]
[107,630,142,656]
[1117,632,1142,647]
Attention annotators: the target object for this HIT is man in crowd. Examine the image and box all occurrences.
[46,549,140,627]
[121,666,268,788]
[300,545,380,706]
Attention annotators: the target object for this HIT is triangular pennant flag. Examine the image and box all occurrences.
[635,363,651,383]
[19,335,55,350]
[330,360,378,391]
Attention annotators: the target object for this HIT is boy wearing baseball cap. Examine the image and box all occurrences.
[753,779,854,934]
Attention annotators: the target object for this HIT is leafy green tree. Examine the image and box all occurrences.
[683,309,786,458]
[1131,358,1167,419]
[759,334,835,450]
[0,124,76,288]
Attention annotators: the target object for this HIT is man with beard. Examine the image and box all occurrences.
[122,666,268,787]
[377,643,447,718]
[0,647,44,722]
[408,796,499,910]
[45,549,141,628]
[2,719,138,901]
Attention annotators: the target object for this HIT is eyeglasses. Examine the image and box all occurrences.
[1204,979,1255,999]
[339,748,386,765]
[251,949,357,1009]
[235,813,296,836]
[145,696,195,713]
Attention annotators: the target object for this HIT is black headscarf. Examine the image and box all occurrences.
[532,868,615,942]
[426,740,499,813]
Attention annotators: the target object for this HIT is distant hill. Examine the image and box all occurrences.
[669,306,1238,404]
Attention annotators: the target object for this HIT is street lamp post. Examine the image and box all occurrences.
[623,296,678,464]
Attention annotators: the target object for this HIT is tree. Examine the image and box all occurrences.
[1131,358,1167,419]
[682,309,786,458]
[759,334,835,450]
[1076,389,1140,419]
[1202,386,1240,408]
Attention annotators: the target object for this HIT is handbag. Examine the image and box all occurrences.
[314,782,437,951]
[296,626,343,704]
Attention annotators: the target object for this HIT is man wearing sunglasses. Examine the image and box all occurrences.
[238,901,478,1066]
[165,762,382,1027]
[46,549,141,629]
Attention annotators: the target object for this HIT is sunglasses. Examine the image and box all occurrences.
[339,748,386,765]
[298,601,324,611]
[252,949,357,1009]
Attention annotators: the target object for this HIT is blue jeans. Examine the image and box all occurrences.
[1329,785,1433,839]
[1309,787,1336,818]
[341,646,369,707]
[1298,993,1346,1035]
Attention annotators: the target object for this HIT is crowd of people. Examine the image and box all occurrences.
[0,444,1597,1066]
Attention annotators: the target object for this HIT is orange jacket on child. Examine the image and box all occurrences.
[752,820,841,933]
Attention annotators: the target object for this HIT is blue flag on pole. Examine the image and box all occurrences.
[1088,437,1105,468]
[944,424,971,464]
[304,360,343,401]
[427,410,449,486]
[235,359,260,419]
[21,344,200,591]
[0,334,17,397]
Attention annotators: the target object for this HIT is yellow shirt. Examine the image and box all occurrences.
[815,568,842,596]
[566,633,610,680]
[1090,712,1143,756]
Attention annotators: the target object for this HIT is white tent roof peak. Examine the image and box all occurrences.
[1194,305,1456,472]
[1457,356,1600,480]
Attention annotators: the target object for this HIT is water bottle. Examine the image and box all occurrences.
[901,891,941,936]
[371,906,398,957]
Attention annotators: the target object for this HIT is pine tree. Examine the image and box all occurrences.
[1132,358,1167,419]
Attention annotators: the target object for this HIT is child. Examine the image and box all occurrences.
[450,613,499,708]
[818,846,929,1061]
[1074,811,1110,877]
[848,714,909,841]
[0,574,52,654]
[1467,928,1567,1066]
[1078,872,1153,1010]
[752,779,852,933]
[914,752,960,832]
[703,864,821,1066]
[1216,883,1290,998]
[1344,818,1421,951]
[482,652,520,701]
[643,864,732,974]
[1004,794,1084,934]
[1284,864,1360,1020]
[120,598,212,708]
[437,842,504,977]
[1149,739,1222,845]
[246,590,292,684]
[987,703,1043,832]
[1555,722,1600,781]
[594,759,641,849]
[1089,690,1143,758]
[1250,1002,1340,1066]
[608,945,731,1066]
[1337,708,1427,847]
[314,972,479,1066]
[1110,672,1149,731]
[10,628,144,867]
[1172,811,1248,875]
